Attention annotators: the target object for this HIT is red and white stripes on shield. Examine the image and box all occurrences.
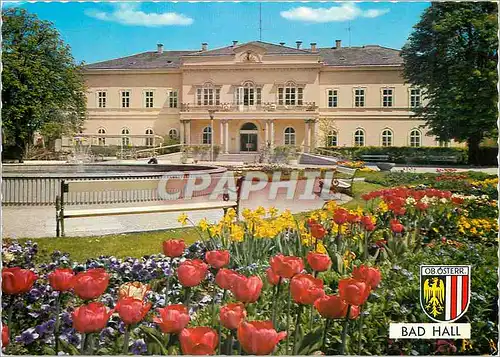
[445,275,469,321]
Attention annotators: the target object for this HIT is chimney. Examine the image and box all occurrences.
[279,42,285,46]
[157,43,164,54]
[201,43,208,51]
[296,41,302,49]
[310,42,317,52]
[335,39,342,49]
[232,40,238,46]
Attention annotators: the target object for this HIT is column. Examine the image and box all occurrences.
[305,120,311,153]
[185,120,191,145]
[220,120,224,147]
[265,120,269,145]
[179,120,185,145]
[224,120,229,153]
[270,120,275,149]
[311,119,318,150]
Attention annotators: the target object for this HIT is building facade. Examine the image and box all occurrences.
[82,40,454,154]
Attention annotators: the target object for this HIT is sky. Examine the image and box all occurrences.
[2,2,430,64]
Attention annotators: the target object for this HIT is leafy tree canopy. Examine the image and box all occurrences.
[2,7,86,158]
[401,2,498,165]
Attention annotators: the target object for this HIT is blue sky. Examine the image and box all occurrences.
[3,2,430,64]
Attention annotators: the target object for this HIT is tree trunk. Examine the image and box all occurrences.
[467,135,482,166]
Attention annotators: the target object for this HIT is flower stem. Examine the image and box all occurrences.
[7,301,14,339]
[226,331,233,355]
[211,286,218,326]
[80,333,87,355]
[87,333,95,355]
[357,307,364,355]
[184,287,191,310]
[285,286,292,354]
[293,304,303,355]
[123,325,130,354]
[340,305,351,355]
[321,319,330,352]
[272,277,282,327]
[165,273,171,305]
[309,304,314,331]
[363,231,369,261]
[54,292,62,355]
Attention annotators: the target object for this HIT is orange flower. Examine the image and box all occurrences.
[177,259,209,287]
[237,321,287,355]
[179,327,218,355]
[2,267,37,295]
[314,295,359,319]
[153,304,190,334]
[115,297,152,325]
[219,302,247,330]
[290,274,325,305]
[338,278,370,306]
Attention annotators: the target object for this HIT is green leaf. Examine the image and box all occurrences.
[297,325,324,355]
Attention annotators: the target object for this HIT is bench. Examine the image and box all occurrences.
[360,154,390,162]
[333,166,358,196]
[55,177,243,237]
[426,155,460,164]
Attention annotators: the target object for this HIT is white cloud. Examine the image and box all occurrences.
[84,4,193,27]
[280,3,390,23]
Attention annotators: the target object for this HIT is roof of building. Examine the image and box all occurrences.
[84,41,402,70]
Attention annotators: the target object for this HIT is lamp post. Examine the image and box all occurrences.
[208,109,216,161]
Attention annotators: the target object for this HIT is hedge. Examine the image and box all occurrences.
[316,146,497,166]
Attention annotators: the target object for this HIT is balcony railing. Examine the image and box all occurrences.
[180,102,317,112]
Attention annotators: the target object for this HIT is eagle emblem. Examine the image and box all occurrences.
[419,265,471,322]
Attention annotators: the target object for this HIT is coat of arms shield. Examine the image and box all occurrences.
[419,265,471,322]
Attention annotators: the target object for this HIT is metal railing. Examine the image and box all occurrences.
[180,102,318,112]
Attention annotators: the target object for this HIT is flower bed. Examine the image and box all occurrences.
[2,187,498,355]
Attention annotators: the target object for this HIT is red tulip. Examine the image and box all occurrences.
[2,267,37,295]
[72,302,114,333]
[352,265,382,289]
[306,252,331,272]
[179,327,218,355]
[220,302,247,330]
[153,304,190,334]
[314,295,359,319]
[416,201,428,211]
[269,254,304,279]
[237,321,287,355]
[310,224,326,240]
[290,274,325,305]
[266,267,280,286]
[115,297,152,325]
[231,275,263,303]
[333,208,348,225]
[2,325,9,348]
[205,250,230,269]
[215,268,239,290]
[390,219,404,234]
[163,239,185,258]
[177,259,209,287]
[72,268,109,300]
[338,278,371,306]
[48,268,74,292]
[347,213,360,224]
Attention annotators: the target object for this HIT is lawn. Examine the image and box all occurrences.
[16,180,384,262]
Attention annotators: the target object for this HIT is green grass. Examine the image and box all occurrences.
[17,181,384,262]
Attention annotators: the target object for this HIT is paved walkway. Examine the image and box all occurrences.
[3,180,351,239]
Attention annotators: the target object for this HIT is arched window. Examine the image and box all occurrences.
[381,129,393,147]
[168,128,179,140]
[145,128,154,147]
[278,81,304,106]
[326,130,338,147]
[97,128,106,146]
[354,129,365,147]
[196,82,220,106]
[236,81,262,106]
[409,129,421,147]
[284,127,296,146]
[202,126,212,144]
[121,128,130,146]
[241,122,258,131]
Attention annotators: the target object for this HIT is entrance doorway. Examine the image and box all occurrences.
[239,122,258,152]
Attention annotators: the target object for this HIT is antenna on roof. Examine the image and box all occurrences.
[259,3,262,41]
[346,21,352,47]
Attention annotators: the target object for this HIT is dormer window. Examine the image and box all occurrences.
[235,81,261,105]
[196,82,220,106]
[277,81,304,106]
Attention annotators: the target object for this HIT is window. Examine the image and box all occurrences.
[278,82,303,106]
[284,127,296,145]
[121,91,130,108]
[354,129,365,147]
[97,128,106,146]
[169,90,178,108]
[202,126,212,144]
[196,83,220,106]
[168,128,179,140]
[121,128,130,146]
[97,91,106,108]
[145,129,154,147]
[382,88,393,107]
[381,129,393,147]
[326,130,338,147]
[327,90,338,108]
[236,82,262,105]
[409,129,421,147]
[145,91,154,108]
[410,88,421,108]
[354,88,365,107]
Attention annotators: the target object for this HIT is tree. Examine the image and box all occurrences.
[400,3,498,165]
[2,8,86,159]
